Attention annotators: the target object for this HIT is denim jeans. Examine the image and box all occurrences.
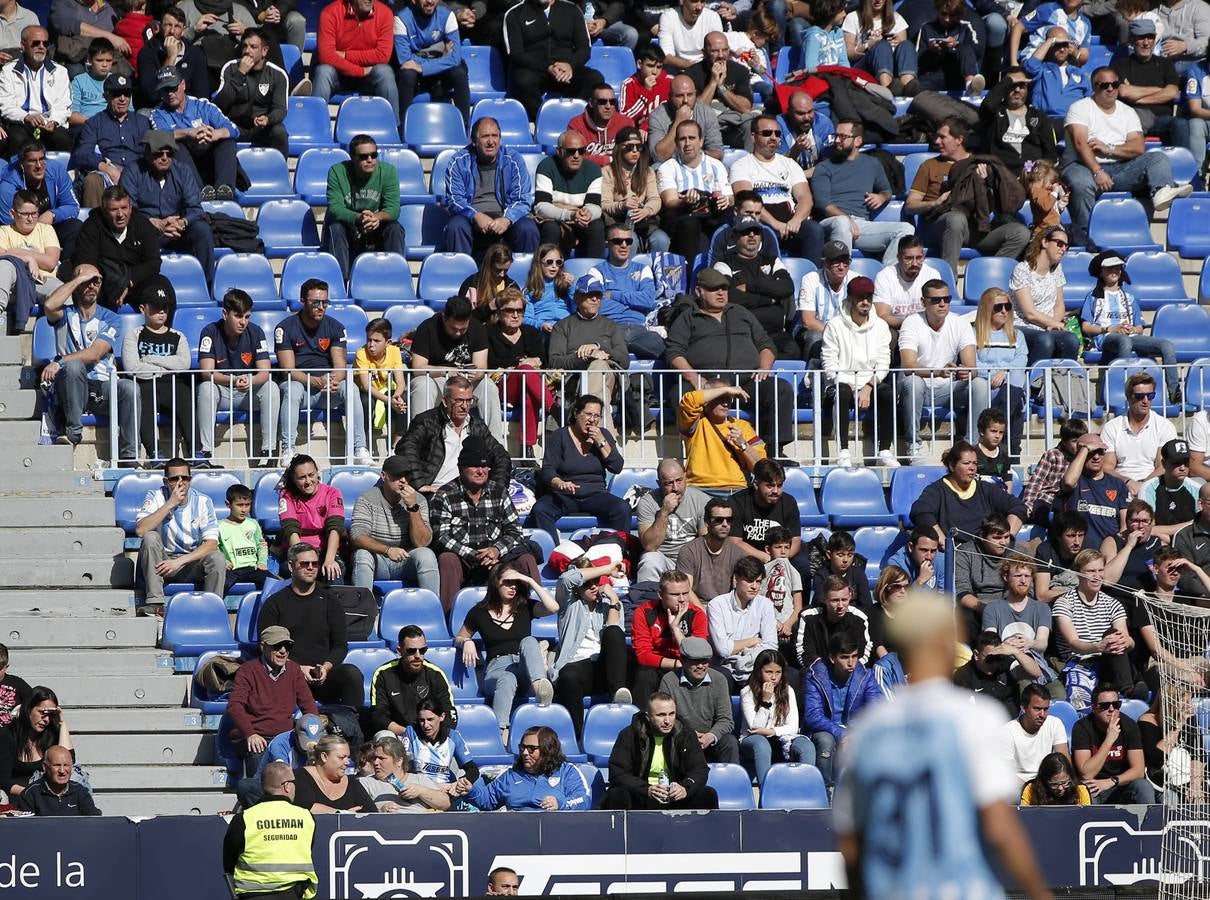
[1174,115,1210,169]
[858,40,918,78]
[313,63,400,120]
[279,379,367,454]
[1063,151,1174,246]
[1021,326,1081,366]
[619,322,665,360]
[196,380,280,454]
[821,215,915,264]
[351,546,441,595]
[1099,333,1179,393]
[896,374,990,445]
[54,361,137,460]
[741,733,816,786]
[809,730,841,786]
[483,635,548,727]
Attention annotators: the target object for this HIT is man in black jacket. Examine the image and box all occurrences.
[500,0,603,120]
[711,215,797,359]
[213,28,289,158]
[977,66,1057,174]
[602,691,718,810]
[17,746,101,816]
[74,185,162,312]
[370,624,457,733]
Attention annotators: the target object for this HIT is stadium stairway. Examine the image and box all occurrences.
[0,333,230,816]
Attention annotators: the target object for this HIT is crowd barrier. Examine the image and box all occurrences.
[90,360,1205,467]
[0,805,1193,898]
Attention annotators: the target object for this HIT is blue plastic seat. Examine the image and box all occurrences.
[536,98,586,151]
[252,470,285,535]
[235,147,296,204]
[325,304,369,353]
[190,471,242,521]
[161,591,239,656]
[608,467,658,501]
[820,467,897,528]
[1161,145,1197,185]
[375,147,429,205]
[234,589,263,652]
[327,465,382,525]
[213,253,280,308]
[508,703,587,762]
[341,647,394,705]
[1088,198,1161,254]
[576,762,605,809]
[563,257,603,282]
[589,45,635,90]
[335,95,401,147]
[889,466,945,524]
[901,152,937,196]
[190,650,240,714]
[398,203,449,260]
[430,148,457,202]
[350,252,418,310]
[1121,698,1149,720]
[780,256,818,294]
[452,702,513,765]
[417,252,478,306]
[295,147,350,205]
[383,303,433,336]
[708,762,754,809]
[1126,250,1191,309]
[926,256,959,300]
[426,645,483,701]
[1048,699,1079,744]
[174,309,213,366]
[1184,357,1210,408]
[848,257,881,281]
[469,98,538,152]
[449,586,487,636]
[1167,197,1210,258]
[1061,251,1096,299]
[161,253,212,307]
[463,45,506,99]
[1103,358,1177,415]
[280,252,349,306]
[581,702,638,766]
[379,588,452,648]
[257,199,321,258]
[854,525,901,582]
[1152,304,1210,361]
[31,314,56,368]
[114,471,164,533]
[961,256,1016,305]
[782,467,828,527]
[285,96,336,155]
[758,762,829,808]
[404,102,469,157]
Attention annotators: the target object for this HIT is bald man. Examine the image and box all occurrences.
[224,761,318,899]
[486,867,521,895]
[684,32,759,149]
[647,75,725,164]
[533,130,605,258]
[17,745,101,815]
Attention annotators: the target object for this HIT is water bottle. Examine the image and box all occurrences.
[658,769,669,788]
[386,773,406,792]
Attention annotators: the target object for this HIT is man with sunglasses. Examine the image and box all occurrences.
[1019,28,1090,128]
[369,624,456,736]
[1072,684,1154,804]
[70,73,151,210]
[150,65,238,200]
[676,497,748,606]
[118,129,216,284]
[1058,432,1130,548]
[1115,19,1181,138]
[533,130,605,258]
[592,222,664,361]
[569,83,635,166]
[134,457,227,613]
[0,26,70,154]
[712,214,797,359]
[1061,64,1190,247]
[1099,371,1176,497]
[320,133,404,281]
[979,65,1057,174]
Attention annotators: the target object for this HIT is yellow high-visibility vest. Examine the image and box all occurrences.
[231,799,318,899]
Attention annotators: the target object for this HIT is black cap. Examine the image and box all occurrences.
[104,73,132,94]
[457,436,492,469]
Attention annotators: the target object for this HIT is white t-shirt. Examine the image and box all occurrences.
[841,10,909,43]
[873,262,943,320]
[728,152,806,211]
[1099,411,1177,482]
[1064,98,1143,164]
[656,154,732,196]
[1001,715,1069,783]
[1187,410,1210,455]
[897,311,975,370]
[657,6,724,65]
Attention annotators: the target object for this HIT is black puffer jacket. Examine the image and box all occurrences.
[393,406,511,491]
[607,711,708,799]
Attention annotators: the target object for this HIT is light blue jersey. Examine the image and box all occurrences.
[833,679,1017,899]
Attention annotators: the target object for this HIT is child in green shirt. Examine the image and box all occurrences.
[217,484,269,592]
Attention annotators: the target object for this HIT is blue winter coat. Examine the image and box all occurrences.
[802,657,883,739]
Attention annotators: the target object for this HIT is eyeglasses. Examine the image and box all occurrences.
[834,132,856,141]
[404,646,429,656]
[578,412,601,421]
[304,297,329,307]
[925,295,953,305]
[887,582,909,592]
[609,237,634,246]
[1047,237,1069,249]
[620,142,642,151]
[1095,80,1121,90]
[12,209,38,218]
[709,515,733,523]
[1094,699,1123,711]
[593,98,617,106]
[165,474,192,483]
[519,743,541,753]
[294,560,320,569]
[355,151,378,160]
[27,39,47,46]
[1128,518,1152,526]
[562,147,586,156]
[756,128,782,137]
[1047,779,1073,792]
[1132,391,1156,401]
[992,302,1012,312]
[499,306,524,315]
[1008,80,1029,90]
[542,258,564,267]
[151,149,174,158]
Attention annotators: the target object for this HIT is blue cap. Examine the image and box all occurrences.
[294,713,325,749]
[575,272,605,295]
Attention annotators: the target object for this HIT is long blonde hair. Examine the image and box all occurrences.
[974,287,1016,349]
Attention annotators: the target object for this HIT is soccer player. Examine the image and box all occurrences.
[833,590,1052,899]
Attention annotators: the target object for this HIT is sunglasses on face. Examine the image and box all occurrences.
[756,128,782,137]
[1095,80,1121,90]
[620,142,642,151]
[152,149,174,158]
[543,258,564,266]
[404,646,429,656]
[992,302,1012,312]
[294,560,320,569]
[519,743,541,753]
[1008,80,1029,90]
[305,298,329,307]
[709,515,733,523]
[827,257,851,265]
[1094,699,1123,711]
[925,295,952,305]
[562,146,586,156]
[165,474,191,483]
[268,641,294,651]
[593,98,617,106]
[499,306,524,315]
[355,151,378,160]
[1048,237,1069,248]
[609,237,634,245]
[1132,391,1156,401]
[27,39,47,46]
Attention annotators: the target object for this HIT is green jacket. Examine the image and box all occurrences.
[325,160,400,226]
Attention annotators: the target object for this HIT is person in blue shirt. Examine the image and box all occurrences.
[394,0,470,124]
[68,39,114,128]
[236,712,325,807]
[885,525,945,591]
[591,222,663,360]
[1178,53,1210,176]
[0,141,81,267]
[465,725,592,811]
[38,264,138,461]
[802,629,883,790]
[1021,25,1091,125]
[1011,0,1091,65]
[800,0,847,71]
[71,73,151,210]
[149,65,238,199]
[521,244,575,332]
[777,90,833,174]
[1078,251,1180,404]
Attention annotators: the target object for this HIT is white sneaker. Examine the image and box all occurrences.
[533,677,554,706]
[878,449,901,468]
[908,443,926,465]
[1154,183,1193,212]
[278,447,296,469]
[836,448,853,468]
[352,448,375,466]
[966,74,986,96]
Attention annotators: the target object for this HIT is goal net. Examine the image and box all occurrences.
[1140,595,1210,898]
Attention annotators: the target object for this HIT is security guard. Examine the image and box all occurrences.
[223,761,318,899]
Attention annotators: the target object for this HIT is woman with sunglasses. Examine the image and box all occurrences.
[1020,751,1091,805]
[522,243,575,334]
[466,725,592,811]
[486,286,553,458]
[973,287,1028,458]
[1053,549,1135,712]
[455,565,558,737]
[459,242,519,322]
[1009,225,1079,366]
[278,453,347,582]
[601,126,669,252]
[868,565,909,660]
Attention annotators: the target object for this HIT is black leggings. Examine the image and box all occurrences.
[820,381,896,452]
[137,374,195,458]
[555,625,630,738]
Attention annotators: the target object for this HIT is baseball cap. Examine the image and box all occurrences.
[1163,438,1190,466]
[294,714,325,751]
[679,636,713,661]
[1129,18,1157,36]
[259,625,293,646]
[847,275,876,297]
[155,66,183,92]
[574,272,605,296]
[104,73,132,94]
[381,454,408,478]
[731,214,762,235]
[822,240,851,261]
[695,268,731,290]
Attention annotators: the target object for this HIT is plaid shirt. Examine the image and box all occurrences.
[429,477,526,563]
[1023,446,1068,517]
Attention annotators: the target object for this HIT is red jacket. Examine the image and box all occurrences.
[631,599,708,669]
[115,12,154,74]
[317,0,394,77]
[567,110,637,167]
[619,70,670,133]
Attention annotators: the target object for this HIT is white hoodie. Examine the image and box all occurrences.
[820,308,892,390]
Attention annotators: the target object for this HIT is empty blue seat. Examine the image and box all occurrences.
[536,98,586,151]
[236,147,296,204]
[234,589,263,651]
[285,96,336,155]
[577,762,605,809]
[1126,250,1191,308]
[581,702,638,766]
[379,588,451,647]
[848,257,881,280]
[399,203,449,260]
[326,304,369,353]
[962,256,1016,304]
[1167,197,1210,258]
[426,645,483,701]
[708,762,754,809]
[780,256,818,293]
[161,591,238,656]
[608,467,658,501]
[758,762,829,809]
[252,470,285,534]
[174,309,213,365]
[31,314,56,368]
[114,471,163,533]
[404,102,468,157]
[191,471,242,520]
[470,98,538,152]
[281,252,349,306]
[1088,198,1161,254]
[1152,304,1210,361]
[213,253,280,308]
[430,148,457,201]
[901,152,937,195]
[350,252,418,310]
[563,257,602,281]
[383,303,433,336]
[453,702,513,765]
[417,252,477,306]
[508,703,587,762]
[463,45,506,99]
[1048,699,1079,743]
[1161,145,1198,185]
[335,95,401,147]
[449,586,487,636]
[257,199,320,258]
[295,147,350,205]
[327,465,382,525]
[783,467,829,527]
[371,148,427,206]
[161,253,212,306]
[1121,698,1149,720]
[927,256,959,299]
[1061,251,1096,299]
[346,646,398,706]
[1185,357,1210,408]
[589,45,635,90]
[889,466,945,523]
[854,525,901,582]
[821,467,897,528]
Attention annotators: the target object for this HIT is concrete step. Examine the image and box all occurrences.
[88,764,229,791]
[17,648,174,676]
[0,554,132,588]
[0,526,125,557]
[0,338,23,365]
[0,388,36,418]
[1,615,156,648]
[0,471,97,492]
[0,420,46,443]
[70,707,215,733]
[0,443,74,471]
[36,673,189,707]
[95,790,234,817]
[0,495,120,527]
[0,588,134,615]
[75,731,213,765]
[0,363,33,391]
